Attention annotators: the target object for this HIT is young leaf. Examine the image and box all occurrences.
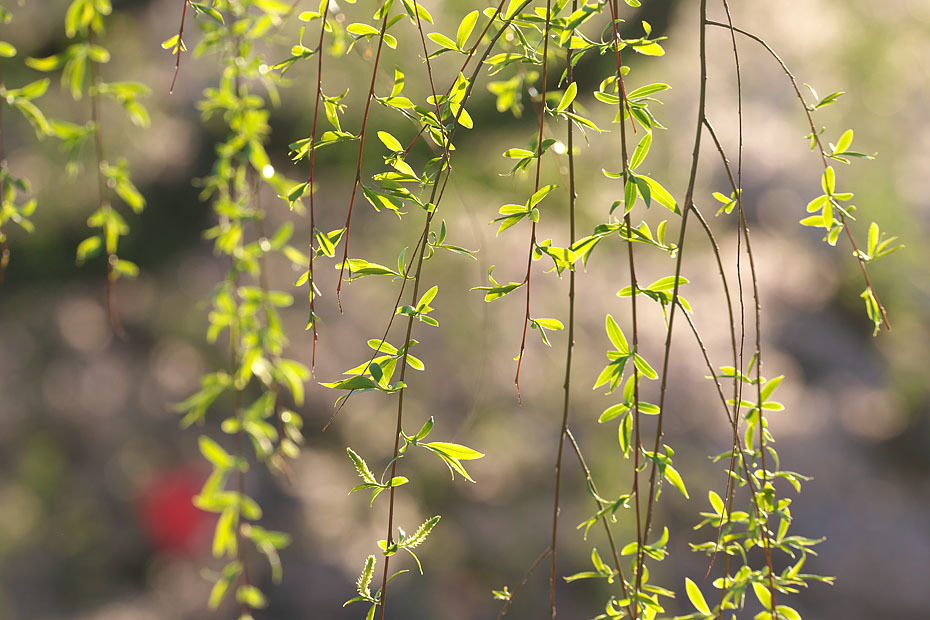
[685,578,711,615]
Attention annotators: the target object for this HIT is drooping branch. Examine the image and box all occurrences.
[706,19,890,331]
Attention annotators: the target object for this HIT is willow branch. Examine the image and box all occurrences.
[549,2,576,613]
[337,5,393,310]
[705,19,890,330]
[513,0,553,404]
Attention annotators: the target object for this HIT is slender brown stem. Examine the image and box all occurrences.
[691,205,742,586]
[304,0,331,373]
[89,30,125,338]
[548,3,577,614]
[639,1,709,605]
[376,3,509,614]
[703,117,778,610]
[0,61,8,284]
[169,0,189,93]
[513,0,553,404]
[705,19,890,330]
[321,0,533,431]
[564,429,634,619]
[233,380,252,617]
[711,3,744,603]
[496,547,553,620]
[605,1,644,614]
[337,6,393,311]
[675,298,765,512]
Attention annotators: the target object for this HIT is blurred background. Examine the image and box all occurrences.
[1,0,928,618]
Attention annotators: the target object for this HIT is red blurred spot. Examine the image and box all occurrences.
[137,468,209,555]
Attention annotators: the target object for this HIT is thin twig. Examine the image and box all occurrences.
[513,0,553,403]
[170,0,189,94]
[376,4,451,617]
[321,0,531,431]
[639,0,709,603]
[703,118,778,609]
[710,1,745,597]
[89,30,125,339]
[705,19,890,331]
[337,6,394,311]
[565,429,634,618]
[549,2,577,613]
[605,0,643,612]
[304,0,332,373]
[496,547,553,620]
[0,61,8,284]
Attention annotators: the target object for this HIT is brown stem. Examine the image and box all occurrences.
[169,0,189,93]
[496,547,552,620]
[639,0,709,605]
[708,3,745,603]
[304,0,331,373]
[337,6,393,311]
[703,117,778,611]
[549,3,577,614]
[705,20,890,331]
[605,1,643,614]
[0,61,8,284]
[564,429,634,618]
[321,0,533,431]
[513,0,553,403]
[691,206,742,585]
[376,2,486,615]
[89,30,125,339]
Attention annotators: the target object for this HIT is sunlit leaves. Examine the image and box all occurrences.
[564,547,617,583]
[419,441,484,482]
[685,578,711,616]
[471,266,525,301]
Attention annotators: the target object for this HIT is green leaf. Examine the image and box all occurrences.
[208,561,242,609]
[529,184,557,208]
[533,318,563,331]
[753,581,773,610]
[76,235,102,264]
[800,215,824,227]
[25,54,64,72]
[191,3,225,23]
[863,222,878,256]
[834,129,853,154]
[348,23,380,37]
[456,11,478,49]
[555,82,577,114]
[428,32,459,51]
[633,353,658,380]
[421,441,483,460]
[641,176,678,213]
[236,584,268,609]
[605,314,629,354]
[161,34,181,50]
[760,375,784,402]
[685,578,711,615]
[320,375,379,391]
[503,148,535,159]
[629,131,652,170]
[199,435,234,469]
[664,464,689,498]
[378,131,403,152]
[112,259,139,279]
[821,166,835,195]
